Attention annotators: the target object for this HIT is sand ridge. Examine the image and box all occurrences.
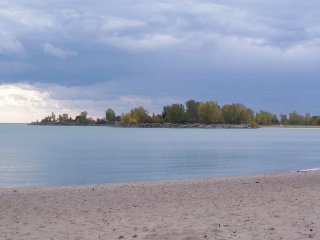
[1,171,320,239]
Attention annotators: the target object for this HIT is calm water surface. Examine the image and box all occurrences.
[0,124,319,187]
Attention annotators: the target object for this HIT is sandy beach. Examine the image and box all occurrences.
[1,171,320,240]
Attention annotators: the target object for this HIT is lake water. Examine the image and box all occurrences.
[0,124,320,187]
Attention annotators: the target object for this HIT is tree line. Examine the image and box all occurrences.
[38,99,320,126]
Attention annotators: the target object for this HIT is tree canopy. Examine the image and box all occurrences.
[162,103,187,123]
[37,99,320,126]
[120,107,150,123]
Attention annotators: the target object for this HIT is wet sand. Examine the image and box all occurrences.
[1,171,320,240]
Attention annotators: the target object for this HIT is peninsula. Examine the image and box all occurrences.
[31,99,320,128]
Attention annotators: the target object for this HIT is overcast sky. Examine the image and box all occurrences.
[1,0,320,122]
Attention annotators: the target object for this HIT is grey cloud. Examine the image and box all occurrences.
[1,0,320,116]
[0,33,25,55]
[43,43,77,59]
[102,34,182,50]
[2,1,319,51]
[101,16,146,31]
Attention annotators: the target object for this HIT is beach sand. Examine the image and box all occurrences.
[1,171,320,240]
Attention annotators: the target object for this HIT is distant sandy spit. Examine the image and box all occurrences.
[1,171,320,240]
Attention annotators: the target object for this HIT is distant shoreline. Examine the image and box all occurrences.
[261,125,320,129]
[29,122,255,129]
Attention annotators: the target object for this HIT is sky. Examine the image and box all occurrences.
[1,0,320,122]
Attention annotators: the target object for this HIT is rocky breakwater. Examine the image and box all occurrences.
[108,122,256,129]
[29,122,257,128]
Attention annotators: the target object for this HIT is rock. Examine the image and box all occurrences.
[29,121,257,129]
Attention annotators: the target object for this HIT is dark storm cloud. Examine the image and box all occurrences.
[1,0,320,117]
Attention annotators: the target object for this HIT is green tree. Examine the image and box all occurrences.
[75,111,89,124]
[221,103,254,124]
[186,99,200,123]
[162,103,186,123]
[151,113,164,123]
[51,112,56,122]
[40,112,57,123]
[221,104,233,124]
[237,104,254,124]
[120,107,150,123]
[255,111,278,125]
[58,113,69,123]
[311,116,320,126]
[40,116,51,123]
[304,113,312,126]
[279,114,288,125]
[197,101,222,124]
[80,111,87,119]
[130,107,150,123]
[105,108,117,123]
[120,113,136,123]
[288,111,305,125]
